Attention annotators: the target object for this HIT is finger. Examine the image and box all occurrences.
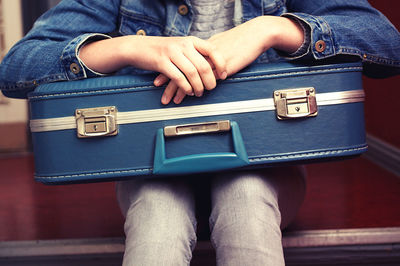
[191,37,227,80]
[161,81,179,105]
[170,52,204,97]
[212,69,219,86]
[154,73,170,86]
[206,57,215,69]
[204,59,220,91]
[183,46,216,92]
[161,61,194,96]
[206,57,224,85]
[208,49,227,80]
[173,88,187,104]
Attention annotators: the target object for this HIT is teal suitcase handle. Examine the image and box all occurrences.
[153,121,249,175]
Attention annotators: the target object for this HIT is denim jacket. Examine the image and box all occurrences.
[1,0,399,98]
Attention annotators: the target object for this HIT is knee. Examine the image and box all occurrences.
[120,179,197,239]
[211,171,281,211]
[210,172,282,231]
[118,179,195,216]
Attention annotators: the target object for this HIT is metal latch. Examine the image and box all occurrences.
[273,88,318,120]
[75,106,118,138]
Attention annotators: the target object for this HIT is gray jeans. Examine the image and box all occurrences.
[116,167,306,266]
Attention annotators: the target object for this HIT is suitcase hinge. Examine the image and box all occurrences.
[75,106,118,138]
[273,88,318,120]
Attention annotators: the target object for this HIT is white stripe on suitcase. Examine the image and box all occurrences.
[30,89,365,133]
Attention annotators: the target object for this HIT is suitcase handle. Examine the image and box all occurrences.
[153,121,249,175]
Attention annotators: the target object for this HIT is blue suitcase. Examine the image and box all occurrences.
[28,62,367,184]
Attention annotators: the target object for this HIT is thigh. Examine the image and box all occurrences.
[210,169,282,232]
[210,166,306,229]
[116,177,196,220]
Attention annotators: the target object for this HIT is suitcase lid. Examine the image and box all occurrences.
[28,62,363,99]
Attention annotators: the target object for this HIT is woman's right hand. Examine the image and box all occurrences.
[79,35,226,103]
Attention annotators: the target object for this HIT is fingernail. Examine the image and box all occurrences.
[189,92,195,96]
[174,95,182,104]
[220,71,227,80]
[162,94,168,104]
[155,76,164,86]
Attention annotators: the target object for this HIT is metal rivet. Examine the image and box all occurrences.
[178,4,189,15]
[70,63,80,74]
[136,29,146,36]
[315,40,326,53]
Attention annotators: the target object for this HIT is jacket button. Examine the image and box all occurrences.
[315,40,326,52]
[136,29,146,36]
[178,4,189,15]
[70,63,80,74]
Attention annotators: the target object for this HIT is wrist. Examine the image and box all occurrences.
[118,35,164,72]
[260,16,304,54]
[79,36,132,73]
[113,35,141,68]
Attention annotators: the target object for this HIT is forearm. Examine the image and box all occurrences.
[258,16,305,55]
[79,36,137,74]
[0,0,121,98]
[206,15,305,77]
[0,33,110,98]
[285,0,400,77]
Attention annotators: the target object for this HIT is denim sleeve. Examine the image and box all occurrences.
[276,16,311,59]
[284,0,400,78]
[0,0,121,98]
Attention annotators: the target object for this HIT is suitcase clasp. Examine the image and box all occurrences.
[273,88,318,120]
[75,106,118,138]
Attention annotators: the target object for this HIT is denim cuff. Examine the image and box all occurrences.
[280,13,336,60]
[61,33,111,80]
[278,14,311,59]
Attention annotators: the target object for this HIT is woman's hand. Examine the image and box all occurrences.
[155,16,304,104]
[207,16,305,76]
[154,58,226,104]
[79,35,226,104]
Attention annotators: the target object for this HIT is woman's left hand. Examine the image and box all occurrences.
[207,16,305,76]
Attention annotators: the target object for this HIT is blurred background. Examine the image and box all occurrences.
[0,1,399,265]
[0,0,61,153]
